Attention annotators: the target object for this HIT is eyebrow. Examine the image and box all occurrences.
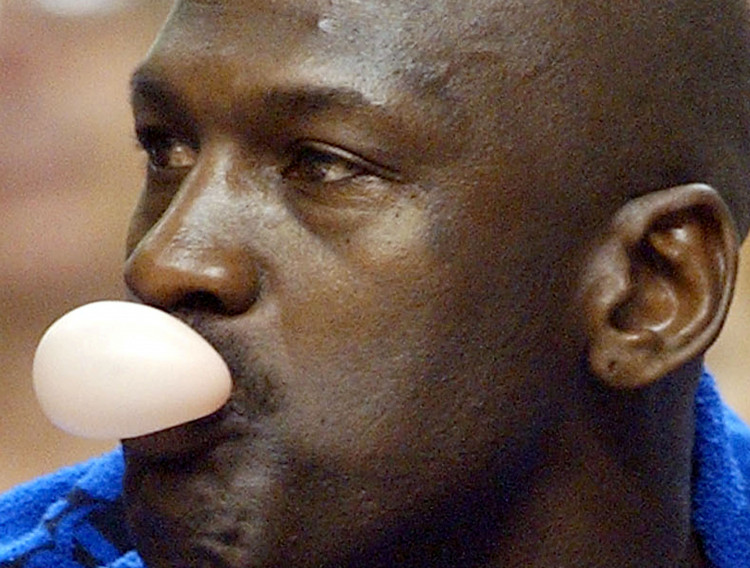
[129,68,390,125]
[130,71,189,118]
[263,87,378,117]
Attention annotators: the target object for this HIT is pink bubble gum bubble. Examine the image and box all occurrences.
[33,301,232,440]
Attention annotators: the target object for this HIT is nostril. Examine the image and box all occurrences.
[123,229,261,316]
[175,291,231,315]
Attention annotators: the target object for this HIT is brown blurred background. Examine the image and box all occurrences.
[0,0,171,491]
[0,0,748,493]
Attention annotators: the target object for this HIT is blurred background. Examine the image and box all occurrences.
[0,0,748,493]
[0,0,171,491]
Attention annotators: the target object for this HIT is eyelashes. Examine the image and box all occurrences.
[136,127,198,173]
[282,142,370,184]
[135,129,392,188]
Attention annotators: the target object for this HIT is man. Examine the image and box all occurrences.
[2,0,750,566]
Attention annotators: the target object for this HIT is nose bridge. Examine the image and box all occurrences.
[125,144,260,315]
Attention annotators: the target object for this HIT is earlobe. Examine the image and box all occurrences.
[581,184,738,389]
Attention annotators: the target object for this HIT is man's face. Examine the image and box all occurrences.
[123,1,588,566]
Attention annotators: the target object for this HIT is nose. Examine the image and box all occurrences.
[124,175,260,317]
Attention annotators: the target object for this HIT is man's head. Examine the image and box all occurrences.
[121,1,750,566]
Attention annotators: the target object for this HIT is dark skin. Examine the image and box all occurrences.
[121,1,744,566]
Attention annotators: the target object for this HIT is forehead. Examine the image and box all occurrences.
[165,0,562,48]
[147,0,571,107]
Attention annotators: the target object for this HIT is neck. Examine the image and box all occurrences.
[486,364,705,568]
[341,365,707,568]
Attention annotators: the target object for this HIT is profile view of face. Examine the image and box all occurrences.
[123,1,603,566]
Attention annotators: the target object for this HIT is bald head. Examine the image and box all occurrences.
[566,0,750,237]
[424,0,750,238]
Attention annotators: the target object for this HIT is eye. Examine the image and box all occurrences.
[136,128,198,172]
[283,143,368,184]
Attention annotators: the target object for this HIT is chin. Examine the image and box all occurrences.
[122,435,286,568]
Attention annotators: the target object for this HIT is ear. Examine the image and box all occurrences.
[581,184,738,389]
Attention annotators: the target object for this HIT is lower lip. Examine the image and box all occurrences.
[121,405,250,459]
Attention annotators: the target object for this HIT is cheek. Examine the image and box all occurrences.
[266,197,529,488]
[273,201,453,461]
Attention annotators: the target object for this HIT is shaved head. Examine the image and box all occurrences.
[565,0,750,236]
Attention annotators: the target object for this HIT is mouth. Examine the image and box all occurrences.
[121,399,255,459]
[120,309,275,460]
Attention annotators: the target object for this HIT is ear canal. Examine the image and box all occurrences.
[583,184,738,389]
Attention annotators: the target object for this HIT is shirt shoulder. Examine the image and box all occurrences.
[0,447,142,568]
[692,371,750,568]
[725,407,750,477]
